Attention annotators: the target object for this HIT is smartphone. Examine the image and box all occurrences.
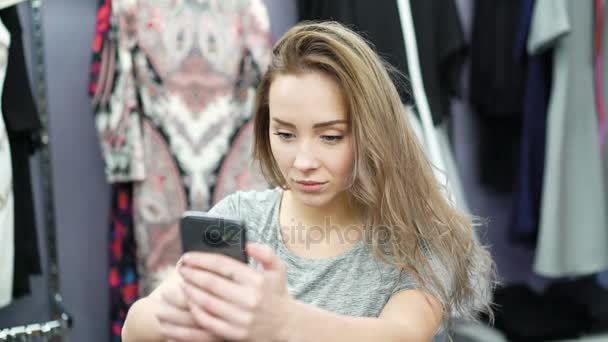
[180,211,248,263]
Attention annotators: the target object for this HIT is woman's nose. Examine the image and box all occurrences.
[292,146,319,172]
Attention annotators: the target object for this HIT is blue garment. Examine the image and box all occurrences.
[509,0,552,245]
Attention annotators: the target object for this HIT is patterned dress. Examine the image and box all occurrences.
[95,0,272,296]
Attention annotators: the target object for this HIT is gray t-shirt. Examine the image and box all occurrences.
[207,188,419,318]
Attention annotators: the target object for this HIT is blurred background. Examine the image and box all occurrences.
[0,0,607,341]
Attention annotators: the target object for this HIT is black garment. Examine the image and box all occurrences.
[488,284,590,341]
[0,5,43,298]
[544,277,608,335]
[470,0,525,119]
[477,117,521,192]
[297,0,467,124]
[470,0,525,191]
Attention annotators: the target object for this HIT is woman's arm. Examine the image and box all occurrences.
[278,289,443,342]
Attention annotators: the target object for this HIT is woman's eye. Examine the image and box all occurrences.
[321,135,343,143]
[273,132,295,141]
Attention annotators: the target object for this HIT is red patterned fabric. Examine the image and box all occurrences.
[108,183,138,342]
[89,0,112,97]
[89,1,140,340]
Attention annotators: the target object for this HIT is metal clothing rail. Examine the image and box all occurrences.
[0,295,71,341]
[1,0,72,340]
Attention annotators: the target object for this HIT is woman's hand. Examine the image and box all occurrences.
[178,242,294,342]
[154,262,224,342]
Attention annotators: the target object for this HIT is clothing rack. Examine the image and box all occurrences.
[0,0,72,340]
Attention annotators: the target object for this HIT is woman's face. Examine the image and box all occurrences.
[268,71,355,208]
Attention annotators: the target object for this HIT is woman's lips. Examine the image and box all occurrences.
[294,180,328,193]
[297,180,325,185]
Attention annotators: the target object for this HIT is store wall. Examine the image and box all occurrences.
[0,0,112,341]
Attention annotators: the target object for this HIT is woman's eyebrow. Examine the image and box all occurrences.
[271,118,295,127]
[271,117,348,128]
[312,120,349,128]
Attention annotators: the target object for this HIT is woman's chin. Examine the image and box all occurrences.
[291,188,339,208]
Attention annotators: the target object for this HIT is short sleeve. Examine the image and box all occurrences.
[389,250,454,301]
[390,270,417,296]
[527,0,570,55]
[386,242,493,335]
[388,253,453,335]
[207,192,241,220]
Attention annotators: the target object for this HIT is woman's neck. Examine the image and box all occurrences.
[282,189,362,229]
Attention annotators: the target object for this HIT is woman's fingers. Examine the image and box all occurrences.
[159,277,190,310]
[156,300,199,327]
[181,252,262,287]
[158,321,222,342]
[181,280,253,326]
[188,303,248,341]
[179,266,259,309]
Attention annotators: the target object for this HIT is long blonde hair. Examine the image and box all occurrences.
[253,21,496,327]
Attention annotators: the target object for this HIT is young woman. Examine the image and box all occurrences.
[122,21,495,342]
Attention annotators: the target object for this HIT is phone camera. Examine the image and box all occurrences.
[205,229,225,245]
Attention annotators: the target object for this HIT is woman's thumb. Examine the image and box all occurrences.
[246,242,283,271]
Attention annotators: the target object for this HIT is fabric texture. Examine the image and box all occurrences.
[470,0,525,192]
[509,0,552,245]
[211,119,268,206]
[88,0,112,99]
[108,183,138,342]
[490,284,588,341]
[529,0,608,277]
[88,1,141,339]
[94,0,272,295]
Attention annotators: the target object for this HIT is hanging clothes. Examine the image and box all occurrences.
[298,0,467,125]
[95,0,272,295]
[529,0,608,277]
[88,0,112,99]
[509,0,553,245]
[108,183,138,342]
[0,17,13,309]
[0,5,42,300]
[88,1,141,339]
[0,1,25,10]
[470,0,525,192]
[395,0,470,214]
[212,119,268,206]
